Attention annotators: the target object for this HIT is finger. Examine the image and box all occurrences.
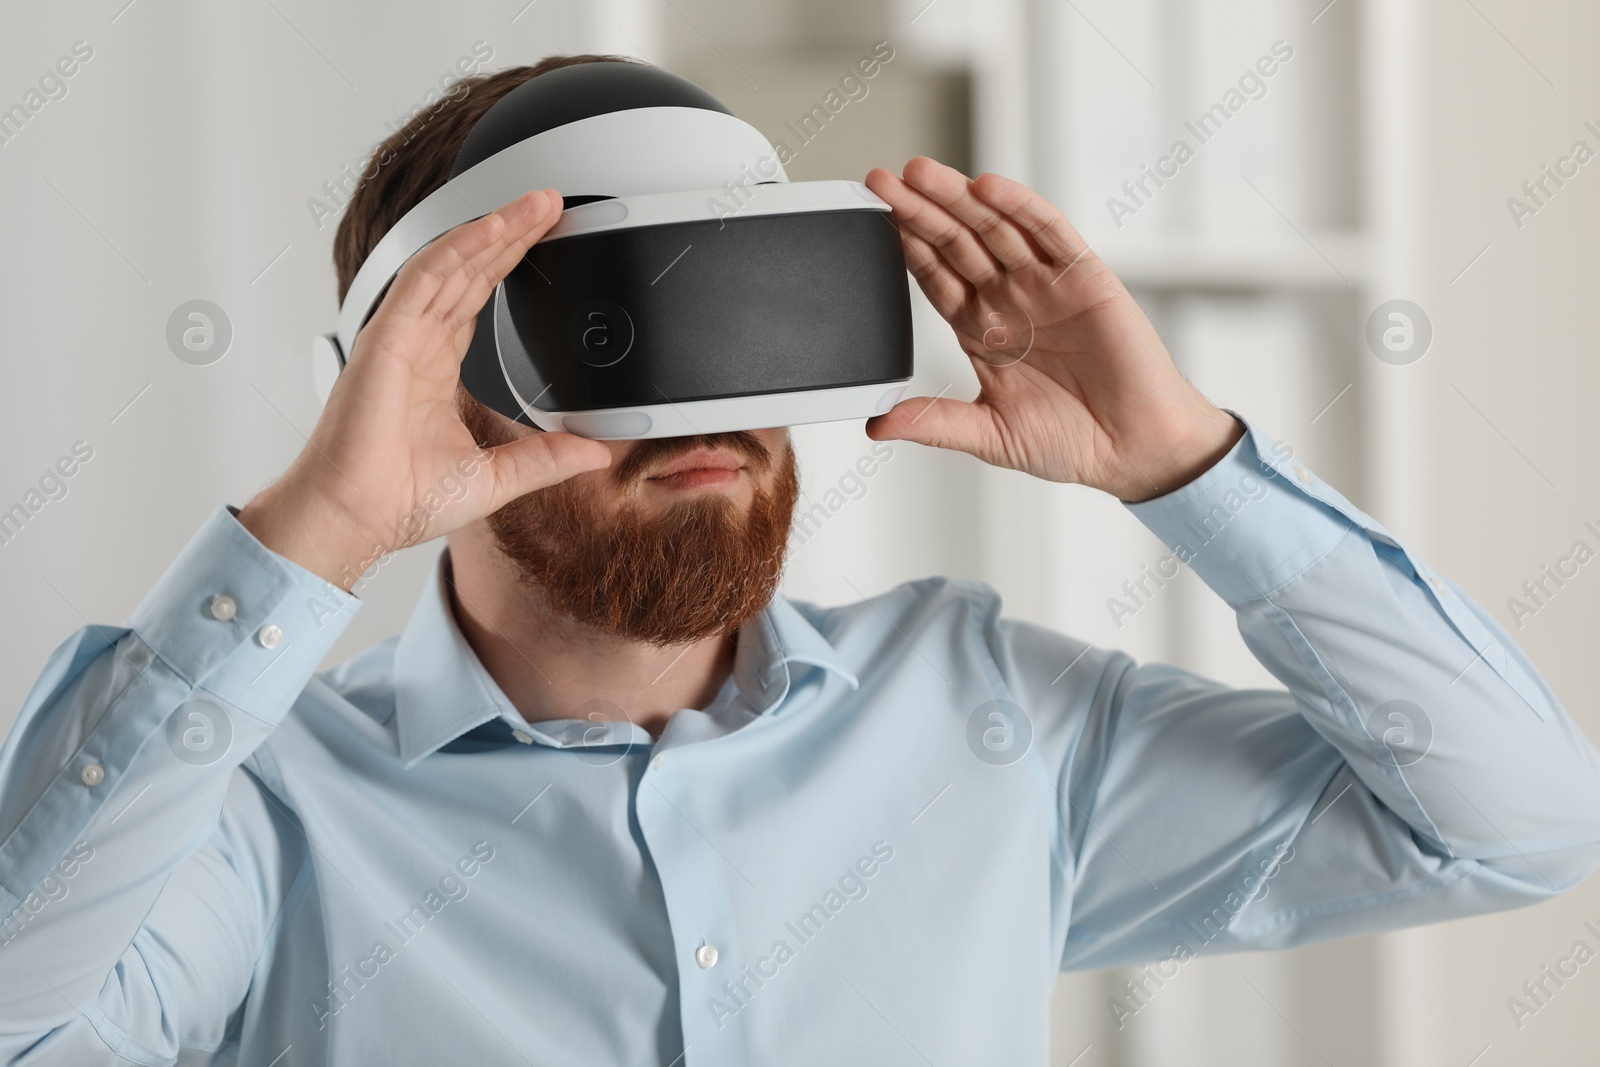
[481,430,613,511]
[864,393,994,456]
[358,189,558,384]
[419,189,562,339]
[901,157,1048,273]
[967,171,1094,271]
[897,228,970,322]
[379,189,552,334]
[865,165,1003,287]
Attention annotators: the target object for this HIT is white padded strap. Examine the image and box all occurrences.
[335,107,787,354]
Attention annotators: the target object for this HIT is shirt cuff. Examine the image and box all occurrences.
[125,505,360,724]
[1123,416,1354,604]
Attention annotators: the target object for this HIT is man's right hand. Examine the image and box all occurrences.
[237,188,613,591]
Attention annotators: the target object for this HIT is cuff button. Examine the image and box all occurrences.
[256,623,284,649]
[209,594,238,621]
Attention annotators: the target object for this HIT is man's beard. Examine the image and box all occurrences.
[459,394,799,647]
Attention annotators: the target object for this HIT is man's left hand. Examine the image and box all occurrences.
[863,157,1243,503]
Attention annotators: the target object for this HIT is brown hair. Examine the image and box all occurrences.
[331,53,645,305]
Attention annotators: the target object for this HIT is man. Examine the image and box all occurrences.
[1,54,1597,1067]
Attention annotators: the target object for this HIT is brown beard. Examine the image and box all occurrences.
[458,393,799,647]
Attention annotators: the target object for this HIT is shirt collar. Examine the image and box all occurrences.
[393,548,859,768]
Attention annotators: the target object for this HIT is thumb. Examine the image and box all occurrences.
[865,394,993,455]
[480,431,613,511]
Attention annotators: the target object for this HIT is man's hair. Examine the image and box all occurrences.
[332,53,646,305]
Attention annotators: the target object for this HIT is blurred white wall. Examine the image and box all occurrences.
[1,1,1598,1064]
[1409,4,1600,1065]
[0,0,602,699]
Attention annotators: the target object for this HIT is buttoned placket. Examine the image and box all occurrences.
[632,652,802,1066]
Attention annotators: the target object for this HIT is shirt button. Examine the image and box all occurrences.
[653,753,666,770]
[1293,464,1312,484]
[512,730,533,745]
[209,595,237,621]
[695,943,719,969]
[256,624,283,649]
[1429,576,1445,593]
[81,763,105,786]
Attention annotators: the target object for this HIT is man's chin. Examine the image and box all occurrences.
[487,445,800,647]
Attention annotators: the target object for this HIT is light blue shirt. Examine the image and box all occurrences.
[3,417,1599,1066]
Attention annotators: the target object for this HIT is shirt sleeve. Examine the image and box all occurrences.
[0,506,358,1063]
[982,416,1600,972]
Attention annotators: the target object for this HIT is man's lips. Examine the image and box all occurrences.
[645,448,744,489]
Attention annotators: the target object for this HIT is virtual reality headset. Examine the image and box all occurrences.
[312,60,915,440]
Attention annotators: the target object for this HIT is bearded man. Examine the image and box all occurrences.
[2,54,1598,1067]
